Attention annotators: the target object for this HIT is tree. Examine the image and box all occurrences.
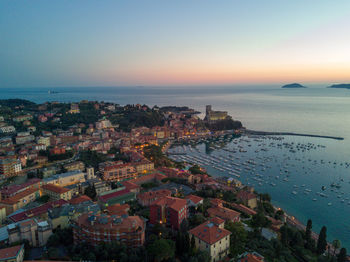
[305,219,313,250]
[176,231,184,254]
[251,212,271,234]
[189,213,206,228]
[184,232,190,253]
[84,184,97,200]
[280,225,289,246]
[274,209,284,220]
[48,247,60,259]
[337,248,347,262]
[189,165,205,175]
[332,240,341,261]
[147,238,175,262]
[191,234,196,252]
[291,231,303,247]
[317,226,327,255]
[224,221,247,256]
[180,219,189,232]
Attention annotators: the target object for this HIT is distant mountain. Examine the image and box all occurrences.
[281,83,307,88]
[328,84,350,89]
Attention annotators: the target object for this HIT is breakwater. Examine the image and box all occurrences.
[244,129,344,140]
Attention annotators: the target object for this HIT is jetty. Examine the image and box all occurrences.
[244,130,344,141]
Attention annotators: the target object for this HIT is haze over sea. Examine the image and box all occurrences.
[1,85,350,247]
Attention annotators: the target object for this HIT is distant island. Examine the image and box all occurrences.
[328,83,350,89]
[281,83,307,88]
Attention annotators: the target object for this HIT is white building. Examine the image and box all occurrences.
[0,126,16,134]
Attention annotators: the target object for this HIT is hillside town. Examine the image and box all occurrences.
[0,99,346,262]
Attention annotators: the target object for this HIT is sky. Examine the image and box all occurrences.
[1,0,350,87]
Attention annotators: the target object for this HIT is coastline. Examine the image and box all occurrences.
[244,129,344,140]
[167,132,346,251]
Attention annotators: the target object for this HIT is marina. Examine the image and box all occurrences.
[168,134,350,249]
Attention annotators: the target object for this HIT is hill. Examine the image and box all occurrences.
[281,83,307,88]
[328,84,350,89]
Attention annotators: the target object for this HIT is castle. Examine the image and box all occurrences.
[204,105,229,123]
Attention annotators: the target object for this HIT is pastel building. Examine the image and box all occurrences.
[0,188,41,216]
[0,156,21,177]
[0,244,24,262]
[42,184,72,201]
[137,189,172,206]
[72,213,145,247]
[7,219,52,247]
[189,217,231,262]
[207,199,240,223]
[43,170,86,187]
[149,196,187,230]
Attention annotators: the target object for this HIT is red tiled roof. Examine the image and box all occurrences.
[207,206,240,221]
[69,195,92,205]
[152,196,187,212]
[0,245,23,260]
[121,180,140,191]
[210,216,225,226]
[185,194,203,204]
[0,178,41,196]
[0,187,39,205]
[237,191,257,201]
[106,203,130,216]
[189,220,231,245]
[9,199,68,222]
[99,189,131,202]
[137,189,171,201]
[76,213,144,233]
[42,184,70,194]
[230,203,256,216]
[239,253,264,262]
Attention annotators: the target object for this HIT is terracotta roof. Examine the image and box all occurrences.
[0,187,39,205]
[137,189,171,201]
[106,203,130,216]
[0,178,41,196]
[76,213,144,233]
[210,216,225,226]
[207,206,240,221]
[152,196,187,212]
[238,253,264,262]
[189,220,231,245]
[0,244,23,260]
[230,203,256,216]
[9,199,68,222]
[69,195,92,205]
[42,184,70,194]
[237,191,257,201]
[210,198,223,207]
[185,194,203,204]
[121,180,140,191]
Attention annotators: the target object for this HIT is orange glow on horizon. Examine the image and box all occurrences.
[99,63,350,86]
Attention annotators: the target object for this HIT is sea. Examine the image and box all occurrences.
[1,85,350,248]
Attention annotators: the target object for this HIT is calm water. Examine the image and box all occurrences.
[1,86,350,246]
[169,136,350,248]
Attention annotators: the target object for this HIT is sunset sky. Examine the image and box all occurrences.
[1,0,350,87]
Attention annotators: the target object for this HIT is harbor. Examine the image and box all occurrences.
[168,133,350,249]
